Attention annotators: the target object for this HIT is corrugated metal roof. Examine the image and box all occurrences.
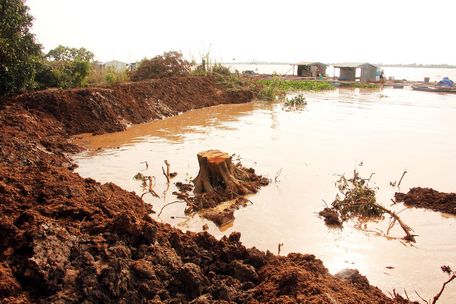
[333,63,377,68]
[294,61,327,66]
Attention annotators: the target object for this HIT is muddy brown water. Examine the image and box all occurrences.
[73,88,456,302]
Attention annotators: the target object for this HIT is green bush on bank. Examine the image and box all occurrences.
[35,45,94,89]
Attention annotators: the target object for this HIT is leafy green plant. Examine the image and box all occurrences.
[35,45,94,89]
[257,78,334,100]
[0,0,42,95]
[342,82,380,89]
[105,67,130,85]
[284,94,307,106]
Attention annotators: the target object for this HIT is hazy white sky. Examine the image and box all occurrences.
[27,0,456,64]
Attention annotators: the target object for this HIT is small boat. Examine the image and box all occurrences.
[412,85,456,93]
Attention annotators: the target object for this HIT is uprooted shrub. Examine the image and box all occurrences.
[131,51,191,81]
[319,170,416,242]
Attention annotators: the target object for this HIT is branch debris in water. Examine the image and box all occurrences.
[319,170,416,242]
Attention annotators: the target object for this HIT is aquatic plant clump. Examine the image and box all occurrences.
[284,94,307,106]
[257,78,334,100]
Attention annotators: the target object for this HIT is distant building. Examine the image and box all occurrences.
[127,62,138,71]
[333,63,378,82]
[102,60,128,71]
[294,62,327,77]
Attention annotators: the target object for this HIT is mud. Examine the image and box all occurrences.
[0,77,408,303]
[395,187,456,215]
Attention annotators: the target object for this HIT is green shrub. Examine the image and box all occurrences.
[105,67,129,85]
[35,45,94,89]
[0,0,42,95]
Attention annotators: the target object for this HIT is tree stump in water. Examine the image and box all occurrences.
[193,150,266,196]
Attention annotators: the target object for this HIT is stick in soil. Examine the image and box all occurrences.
[397,170,407,187]
[140,161,148,170]
[141,176,160,199]
[162,160,171,183]
[278,243,284,255]
[274,168,282,182]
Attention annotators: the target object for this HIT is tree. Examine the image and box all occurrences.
[46,45,94,62]
[131,51,190,81]
[36,45,94,88]
[0,0,42,95]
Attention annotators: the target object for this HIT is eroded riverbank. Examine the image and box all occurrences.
[74,87,456,302]
[0,78,409,303]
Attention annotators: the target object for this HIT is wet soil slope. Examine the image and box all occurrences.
[0,77,407,303]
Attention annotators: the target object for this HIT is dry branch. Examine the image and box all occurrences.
[432,266,456,304]
[161,160,171,183]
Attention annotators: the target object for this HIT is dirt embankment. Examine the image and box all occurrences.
[395,187,456,215]
[1,76,253,135]
[0,77,410,303]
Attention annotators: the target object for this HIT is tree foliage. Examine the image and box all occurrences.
[0,0,42,95]
[131,51,190,81]
[36,45,94,89]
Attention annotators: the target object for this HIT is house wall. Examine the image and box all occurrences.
[297,65,312,76]
[339,68,356,81]
[297,64,327,77]
[360,65,377,82]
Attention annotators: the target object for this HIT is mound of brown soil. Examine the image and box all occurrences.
[1,76,253,135]
[0,77,408,303]
[395,187,456,215]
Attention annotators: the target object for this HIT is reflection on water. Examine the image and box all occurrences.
[74,88,456,302]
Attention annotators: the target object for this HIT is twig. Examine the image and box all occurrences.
[140,161,148,169]
[374,202,416,242]
[432,274,456,304]
[403,289,410,301]
[415,290,429,304]
[278,243,284,255]
[162,160,171,183]
[157,200,186,217]
[365,172,375,186]
[397,170,408,187]
[274,168,282,182]
[141,176,159,198]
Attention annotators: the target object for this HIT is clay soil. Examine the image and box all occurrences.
[395,187,456,215]
[0,76,411,303]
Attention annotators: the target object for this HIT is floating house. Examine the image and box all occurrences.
[333,63,378,82]
[294,62,327,77]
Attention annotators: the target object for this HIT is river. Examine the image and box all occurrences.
[73,87,456,302]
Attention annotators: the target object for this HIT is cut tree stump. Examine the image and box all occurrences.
[182,150,269,226]
[193,150,265,196]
